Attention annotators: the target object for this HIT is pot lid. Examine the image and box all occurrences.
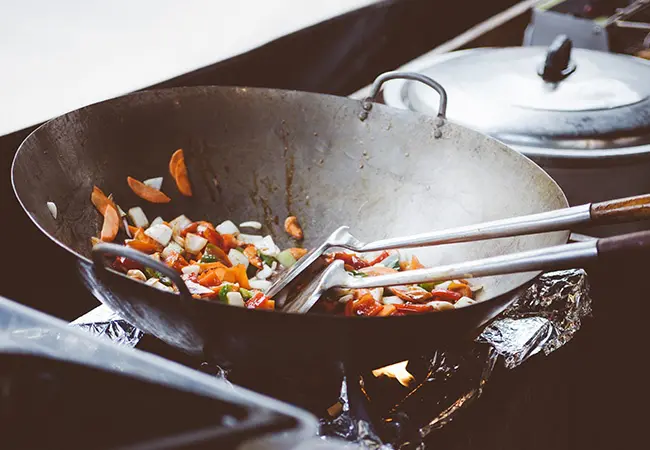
[386,36,650,152]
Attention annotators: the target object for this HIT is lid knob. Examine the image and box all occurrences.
[538,35,577,83]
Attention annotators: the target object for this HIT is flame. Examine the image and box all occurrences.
[371,360,415,387]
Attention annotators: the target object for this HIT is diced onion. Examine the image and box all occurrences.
[46,201,57,219]
[249,279,272,292]
[239,233,264,244]
[185,280,214,295]
[144,223,173,246]
[434,280,452,290]
[427,300,455,311]
[338,294,354,304]
[185,233,208,254]
[116,205,127,217]
[126,269,146,282]
[226,291,245,307]
[216,220,239,235]
[162,241,185,259]
[256,235,280,256]
[381,296,404,305]
[454,297,476,308]
[150,216,164,227]
[370,287,384,303]
[128,207,149,228]
[143,177,163,190]
[239,221,262,230]
[228,249,249,269]
[256,264,273,280]
[170,214,192,231]
[182,264,201,275]
[145,278,173,293]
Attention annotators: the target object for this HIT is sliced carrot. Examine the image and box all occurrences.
[231,264,250,289]
[125,239,159,253]
[198,269,221,287]
[377,304,397,317]
[91,186,117,216]
[169,149,192,196]
[127,225,139,236]
[218,268,237,283]
[169,148,183,178]
[448,281,473,299]
[198,262,228,273]
[100,204,119,242]
[127,176,171,203]
[407,255,425,270]
[133,228,163,250]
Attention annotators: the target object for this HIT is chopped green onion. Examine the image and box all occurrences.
[218,284,233,303]
[348,270,368,277]
[144,268,164,279]
[239,288,253,300]
[160,277,173,287]
[259,253,276,267]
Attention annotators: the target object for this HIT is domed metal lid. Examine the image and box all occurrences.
[384,36,650,155]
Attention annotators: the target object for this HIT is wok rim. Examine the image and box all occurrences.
[11,84,571,321]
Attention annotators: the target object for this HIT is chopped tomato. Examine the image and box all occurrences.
[430,289,462,302]
[112,256,142,273]
[222,234,241,252]
[367,251,390,266]
[203,227,225,249]
[180,222,199,237]
[164,251,189,272]
[395,303,434,313]
[331,252,369,270]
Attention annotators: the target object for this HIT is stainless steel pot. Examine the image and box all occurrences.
[382,36,650,236]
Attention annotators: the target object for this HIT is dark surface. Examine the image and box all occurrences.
[0,353,294,450]
[1,0,645,448]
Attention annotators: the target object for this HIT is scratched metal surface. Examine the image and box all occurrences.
[12,86,568,301]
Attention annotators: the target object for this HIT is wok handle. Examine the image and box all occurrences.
[597,230,650,263]
[590,194,650,223]
[361,71,448,120]
[357,193,650,253]
[91,242,192,299]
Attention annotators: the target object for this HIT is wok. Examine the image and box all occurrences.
[12,72,569,370]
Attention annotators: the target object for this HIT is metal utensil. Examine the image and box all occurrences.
[269,193,650,301]
[284,230,650,314]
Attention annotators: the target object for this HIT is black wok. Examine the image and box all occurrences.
[11,73,569,370]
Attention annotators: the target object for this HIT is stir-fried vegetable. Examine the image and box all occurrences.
[127,176,171,203]
[90,150,480,316]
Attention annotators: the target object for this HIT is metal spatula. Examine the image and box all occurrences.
[268,194,650,301]
[282,230,650,313]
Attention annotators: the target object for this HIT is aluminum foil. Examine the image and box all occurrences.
[319,269,591,448]
[70,304,144,347]
[70,269,591,449]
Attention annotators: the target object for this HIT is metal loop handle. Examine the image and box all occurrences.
[92,242,192,299]
[360,71,448,120]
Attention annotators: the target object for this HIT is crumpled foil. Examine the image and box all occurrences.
[70,269,591,449]
[70,304,144,347]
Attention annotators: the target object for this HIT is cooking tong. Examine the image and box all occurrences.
[275,194,650,313]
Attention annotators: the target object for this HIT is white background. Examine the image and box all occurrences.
[0,0,378,136]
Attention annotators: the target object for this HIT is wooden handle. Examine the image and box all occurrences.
[597,230,650,262]
[590,194,650,223]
